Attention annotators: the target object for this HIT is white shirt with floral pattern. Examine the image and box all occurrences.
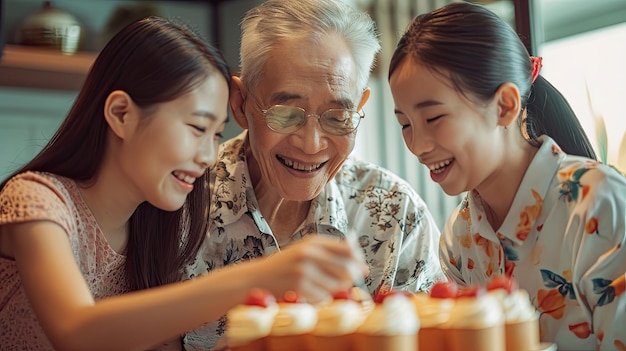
[440,136,626,351]
[183,131,444,350]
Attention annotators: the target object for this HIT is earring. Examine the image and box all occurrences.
[504,125,508,130]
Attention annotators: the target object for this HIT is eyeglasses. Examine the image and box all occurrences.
[247,94,364,136]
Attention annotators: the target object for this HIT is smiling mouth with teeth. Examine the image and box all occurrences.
[172,171,196,184]
[277,155,325,172]
[428,158,453,174]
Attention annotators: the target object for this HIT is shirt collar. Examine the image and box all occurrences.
[496,135,566,244]
[467,135,566,245]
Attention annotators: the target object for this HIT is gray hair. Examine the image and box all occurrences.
[239,0,381,94]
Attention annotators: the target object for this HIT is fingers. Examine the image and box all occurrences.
[311,236,370,285]
[262,235,369,303]
[285,237,354,290]
[294,273,334,304]
[316,234,370,281]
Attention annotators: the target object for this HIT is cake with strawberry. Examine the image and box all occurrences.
[412,281,457,351]
[487,275,540,351]
[266,291,318,351]
[444,283,505,351]
[354,290,420,351]
[311,289,368,351]
[226,288,279,351]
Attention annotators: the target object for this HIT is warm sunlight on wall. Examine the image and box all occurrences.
[539,22,626,172]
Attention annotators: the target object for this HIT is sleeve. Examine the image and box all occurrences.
[183,319,223,351]
[572,168,626,349]
[392,186,446,293]
[0,173,73,234]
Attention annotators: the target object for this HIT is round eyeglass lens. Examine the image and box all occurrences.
[265,105,306,133]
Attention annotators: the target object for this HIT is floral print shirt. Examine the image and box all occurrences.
[440,136,626,351]
[183,131,443,350]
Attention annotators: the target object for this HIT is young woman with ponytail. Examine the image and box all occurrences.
[388,2,626,349]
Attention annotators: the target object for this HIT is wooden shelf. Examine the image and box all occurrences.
[0,45,97,91]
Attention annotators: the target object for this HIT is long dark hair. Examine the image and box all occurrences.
[0,17,231,291]
[388,2,596,159]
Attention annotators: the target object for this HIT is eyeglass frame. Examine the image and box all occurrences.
[245,91,365,136]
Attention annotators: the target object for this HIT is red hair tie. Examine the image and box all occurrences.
[530,56,543,83]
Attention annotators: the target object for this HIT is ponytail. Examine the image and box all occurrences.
[524,75,598,159]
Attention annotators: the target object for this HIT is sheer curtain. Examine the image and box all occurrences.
[350,0,463,230]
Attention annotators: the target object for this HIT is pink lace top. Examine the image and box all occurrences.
[0,171,128,350]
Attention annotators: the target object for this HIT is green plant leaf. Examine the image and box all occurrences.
[586,82,607,164]
[617,131,626,174]
[594,116,608,164]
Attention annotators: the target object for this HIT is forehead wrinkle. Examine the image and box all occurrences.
[326,73,355,109]
[268,76,356,110]
[268,91,301,105]
[300,35,359,100]
[262,37,359,110]
[269,90,354,110]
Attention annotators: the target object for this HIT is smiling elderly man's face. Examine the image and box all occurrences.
[242,33,368,202]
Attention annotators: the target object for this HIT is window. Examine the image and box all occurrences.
[534,0,626,171]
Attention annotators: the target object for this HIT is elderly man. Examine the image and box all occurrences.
[183,0,444,349]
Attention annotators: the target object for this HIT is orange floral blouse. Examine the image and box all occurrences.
[440,136,626,351]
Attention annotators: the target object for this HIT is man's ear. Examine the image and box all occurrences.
[495,82,521,128]
[357,88,371,111]
[104,90,135,139]
[229,76,249,130]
